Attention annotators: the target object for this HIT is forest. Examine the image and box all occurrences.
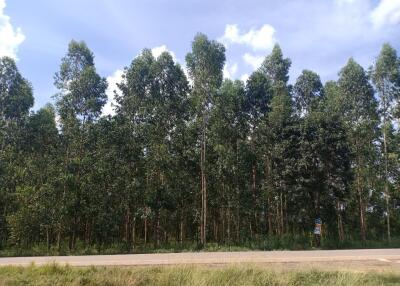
[0,33,399,254]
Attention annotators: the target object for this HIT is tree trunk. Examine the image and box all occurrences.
[213,214,217,242]
[356,166,366,243]
[227,202,231,245]
[252,165,257,236]
[280,192,284,234]
[132,217,136,249]
[125,210,130,242]
[156,210,160,248]
[200,123,207,246]
[267,197,272,236]
[144,218,148,246]
[180,215,184,246]
[336,201,344,241]
[235,139,240,243]
[200,129,204,246]
[383,123,391,243]
[236,202,240,243]
[284,195,288,234]
[46,227,49,252]
[57,224,61,251]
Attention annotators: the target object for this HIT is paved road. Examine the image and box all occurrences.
[1,249,400,267]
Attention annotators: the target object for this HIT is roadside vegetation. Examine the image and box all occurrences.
[1,264,400,286]
[2,236,400,257]
[1,34,400,254]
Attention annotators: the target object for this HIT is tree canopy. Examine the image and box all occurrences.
[0,38,400,252]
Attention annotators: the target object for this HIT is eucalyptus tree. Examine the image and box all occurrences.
[146,51,189,247]
[245,71,273,125]
[86,116,129,247]
[260,44,291,86]
[338,58,379,242]
[0,57,34,122]
[8,105,60,248]
[185,33,225,246]
[116,49,156,246]
[54,40,107,249]
[261,89,298,236]
[293,70,325,231]
[293,70,324,115]
[117,49,190,247]
[296,105,351,238]
[256,45,294,236]
[54,40,107,122]
[318,114,352,241]
[208,79,246,243]
[243,71,273,237]
[371,43,400,243]
[0,57,33,246]
[1,34,400,251]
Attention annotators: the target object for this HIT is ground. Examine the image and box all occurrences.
[1,249,400,285]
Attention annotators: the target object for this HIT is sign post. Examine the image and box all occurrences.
[314,218,322,247]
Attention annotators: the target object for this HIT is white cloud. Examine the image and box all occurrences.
[335,0,357,6]
[151,45,177,61]
[243,53,264,70]
[102,69,124,116]
[220,24,276,51]
[181,64,193,87]
[0,0,25,59]
[223,63,238,79]
[370,0,400,28]
[240,73,249,83]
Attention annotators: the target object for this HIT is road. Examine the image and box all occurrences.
[1,249,400,268]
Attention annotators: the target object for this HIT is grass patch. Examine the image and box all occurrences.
[2,235,400,257]
[0,264,399,286]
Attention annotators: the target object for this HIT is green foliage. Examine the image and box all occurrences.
[185,33,225,98]
[0,38,399,253]
[293,70,323,114]
[54,40,107,122]
[260,44,291,85]
[0,57,34,121]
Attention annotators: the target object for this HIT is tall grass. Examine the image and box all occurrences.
[0,264,399,286]
[1,235,399,257]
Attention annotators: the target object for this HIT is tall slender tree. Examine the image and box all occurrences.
[0,57,33,247]
[338,58,379,243]
[293,70,324,115]
[371,43,400,243]
[244,71,273,238]
[185,34,225,246]
[54,40,107,249]
[1,35,399,252]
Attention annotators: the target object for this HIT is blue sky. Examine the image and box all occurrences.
[1,0,400,114]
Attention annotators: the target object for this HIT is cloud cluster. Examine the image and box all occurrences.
[0,0,25,59]
[151,44,177,61]
[219,24,276,79]
[102,69,123,116]
[242,53,264,70]
[223,63,238,79]
[219,0,400,82]
[335,0,357,6]
[220,24,276,51]
[240,73,249,83]
[370,0,400,28]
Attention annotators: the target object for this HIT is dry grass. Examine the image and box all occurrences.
[0,263,399,286]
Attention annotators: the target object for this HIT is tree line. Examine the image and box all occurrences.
[1,34,400,252]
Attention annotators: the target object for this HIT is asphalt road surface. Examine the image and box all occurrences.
[1,249,400,268]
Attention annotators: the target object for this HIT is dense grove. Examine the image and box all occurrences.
[0,34,399,252]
